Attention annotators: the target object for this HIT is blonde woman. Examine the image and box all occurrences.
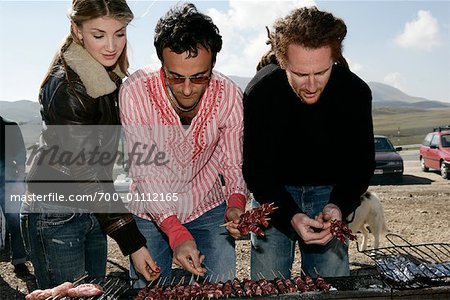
[23,0,159,289]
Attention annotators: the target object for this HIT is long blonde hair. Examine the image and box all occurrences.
[41,0,134,88]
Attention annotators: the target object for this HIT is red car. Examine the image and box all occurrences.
[419,126,450,179]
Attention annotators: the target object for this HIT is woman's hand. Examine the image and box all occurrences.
[130,246,160,281]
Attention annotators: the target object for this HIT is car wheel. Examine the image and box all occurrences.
[420,157,429,172]
[441,161,449,179]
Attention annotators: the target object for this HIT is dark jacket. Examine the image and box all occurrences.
[26,42,145,255]
[243,63,375,234]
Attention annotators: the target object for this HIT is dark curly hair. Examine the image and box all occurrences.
[154,2,222,64]
[258,6,349,71]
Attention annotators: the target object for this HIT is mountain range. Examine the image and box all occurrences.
[367,82,450,109]
[229,76,450,109]
[0,100,41,124]
[1,79,449,124]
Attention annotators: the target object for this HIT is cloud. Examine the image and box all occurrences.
[346,59,363,74]
[383,72,407,92]
[395,10,441,51]
[207,0,317,77]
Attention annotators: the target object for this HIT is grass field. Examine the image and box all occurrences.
[373,107,450,146]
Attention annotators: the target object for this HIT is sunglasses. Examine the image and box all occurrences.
[163,68,211,85]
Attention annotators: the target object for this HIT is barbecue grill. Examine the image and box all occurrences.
[45,272,450,299]
[35,234,450,299]
[72,275,448,299]
[360,234,450,289]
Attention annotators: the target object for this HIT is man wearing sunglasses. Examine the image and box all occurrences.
[119,3,247,287]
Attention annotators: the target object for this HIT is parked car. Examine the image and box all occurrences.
[373,135,404,183]
[419,126,450,179]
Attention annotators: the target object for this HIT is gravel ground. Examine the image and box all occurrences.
[1,150,449,298]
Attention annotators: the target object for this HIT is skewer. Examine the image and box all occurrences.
[73,273,89,285]
[258,272,265,280]
[154,276,162,287]
[219,221,233,227]
[264,202,279,210]
[202,275,209,284]
[278,270,286,280]
[161,276,168,287]
[179,276,185,286]
[170,276,177,286]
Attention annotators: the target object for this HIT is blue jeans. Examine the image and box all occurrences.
[21,211,107,289]
[130,202,236,288]
[250,185,349,279]
[1,181,27,265]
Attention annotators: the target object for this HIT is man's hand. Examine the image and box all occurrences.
[172,240,206,276]
[320,203,342,222]
[291,213,332,245]
[225,207,244,239]
[130,246,160,281]
[313,203,343,244]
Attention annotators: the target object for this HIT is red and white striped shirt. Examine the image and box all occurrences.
[119,67,248,228]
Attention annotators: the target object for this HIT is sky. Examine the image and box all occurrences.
[0,0,449,103]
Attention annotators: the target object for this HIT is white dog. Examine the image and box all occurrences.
[347,191,388,251]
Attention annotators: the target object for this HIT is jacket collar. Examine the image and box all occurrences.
[62,42,126,98]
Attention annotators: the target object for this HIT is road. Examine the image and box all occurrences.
[399,149,420,161]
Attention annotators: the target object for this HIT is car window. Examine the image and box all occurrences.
[374,137,394,152]
[422,133,433,146]
[441,134,450,148]
[430,135,439,147]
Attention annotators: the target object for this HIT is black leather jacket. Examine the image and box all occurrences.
[27,59,145,256]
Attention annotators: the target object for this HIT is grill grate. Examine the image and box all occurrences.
[360,234,450,289]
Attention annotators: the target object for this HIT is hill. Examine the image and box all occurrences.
[0,100,41,124]
[367,82,450,109]
[367,82,429,103]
